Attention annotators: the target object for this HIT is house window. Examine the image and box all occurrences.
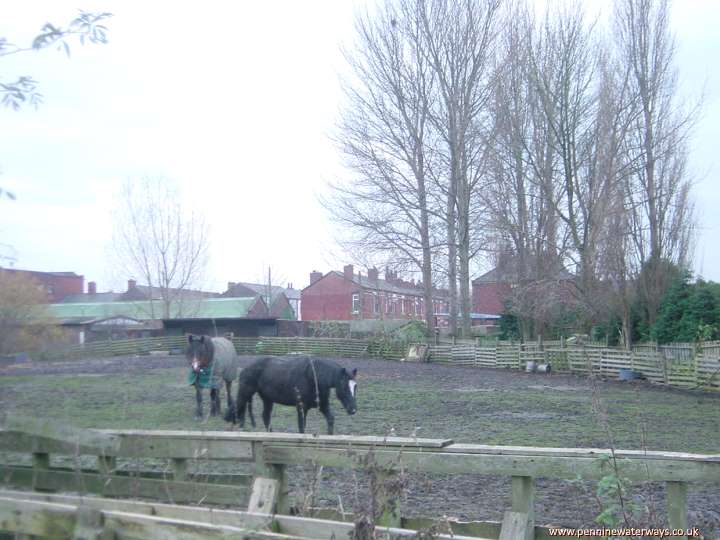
[400,296,405,315]
[373,294,379,314]
[352,293,360,314]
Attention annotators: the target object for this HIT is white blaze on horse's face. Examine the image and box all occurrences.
[192,358,200,372]
[349,380,357,397]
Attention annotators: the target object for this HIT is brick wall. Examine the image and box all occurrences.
[0,268,84,303]
[301,273,357,321]
[472,281,512,316]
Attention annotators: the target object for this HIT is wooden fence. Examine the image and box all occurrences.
[1,414,719,539]
[429,341,720,391]
[33,335,407,361]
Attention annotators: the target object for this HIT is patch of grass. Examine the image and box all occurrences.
[1,366,718,453]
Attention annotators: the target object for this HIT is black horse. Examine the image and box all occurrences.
[226,355,357,434]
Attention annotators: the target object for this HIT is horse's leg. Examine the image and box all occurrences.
[225,380,234,413]
[231,383,251,427]
[248,395,256,428]
[296,405,307,434]
[225,381,236,424]
[319,396,334,435]
[210,387,219,416]
[194,384,203,420]
[261,398,274,432]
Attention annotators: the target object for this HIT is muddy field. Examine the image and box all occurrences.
[1,354,719,535]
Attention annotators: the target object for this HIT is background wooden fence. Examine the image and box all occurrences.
[24,334,720,392]
[1,414,718,539]
[32,336,406,362]
[428,341,720,391]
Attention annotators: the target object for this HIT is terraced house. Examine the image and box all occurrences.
[301,265,448,323]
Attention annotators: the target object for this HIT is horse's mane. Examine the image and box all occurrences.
[204,336,216,362]
[303,357,342,388]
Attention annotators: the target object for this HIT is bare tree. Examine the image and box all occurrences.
[613,0,697,330]
[418,0,502,337]
[523,4,627,329]
[483,3,570,339]
[325,0,441,333]
[111,178,210,320]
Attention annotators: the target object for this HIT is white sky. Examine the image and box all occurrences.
[0,1,718,295]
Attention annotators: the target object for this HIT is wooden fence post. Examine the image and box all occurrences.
[251,441,289,514]
[171,458,188,481]
[666,481,688,539]
[32,452,49,491]
[500,475,534,540]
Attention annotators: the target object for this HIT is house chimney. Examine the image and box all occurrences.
[310,271,323,284]
[88,281,97,295]
[227,281,236,291]
[343,264,354,281]
[127,279,137,291]
[368,267,379,281]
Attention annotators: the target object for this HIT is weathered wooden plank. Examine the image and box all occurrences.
[262,445,720,482]
[666,481,688,540]
[253,443,289,515]
[171,458,188,481]
[0,497,77,539]
[0,466,249,506]
[0,430,254,461]
[247,478,279,514]
[95,429,454,448]
[499,511,530,540]
[442,444,720,462]
[1,464,252,486]
[511,477,534,540]
[0,497,302,540]
[0,415,120,455]
[0,491,489,540]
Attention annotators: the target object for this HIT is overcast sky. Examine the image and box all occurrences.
[0,1,718,295]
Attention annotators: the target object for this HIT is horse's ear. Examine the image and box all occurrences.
[200,336,205,343]
[188,335,194,343]
[351,368,357,379]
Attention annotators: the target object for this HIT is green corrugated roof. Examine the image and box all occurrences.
[47,297,260,322]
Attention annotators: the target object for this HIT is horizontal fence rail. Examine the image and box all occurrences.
[29,335,407,361]
[1,414,718,539]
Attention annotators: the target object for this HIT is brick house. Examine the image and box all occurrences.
[0,268,84,303]
[472,263,576,318]
[301,265,448,323]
